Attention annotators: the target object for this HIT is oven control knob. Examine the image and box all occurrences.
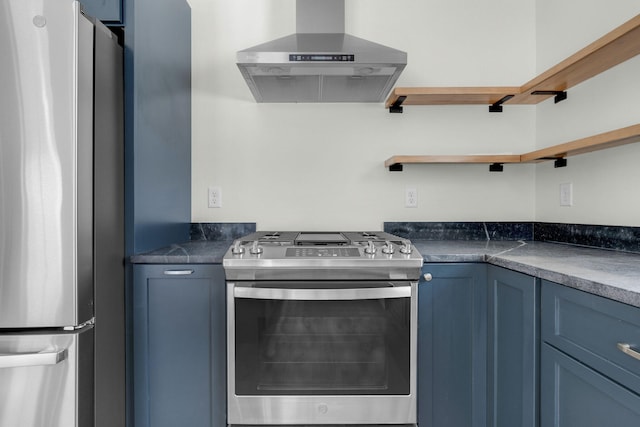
[317,404,328,414]
[400,240,413,254]
[382,240,395,254]
[250,241,263,255]
[231,241,245,255]
[364,240,377,254]
[423,273,433,281]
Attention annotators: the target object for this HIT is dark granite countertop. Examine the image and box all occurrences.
[131,240,640,308]
[130,240,232,264]
[414,240,640,308]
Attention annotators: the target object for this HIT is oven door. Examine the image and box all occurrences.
[227,281,417,425]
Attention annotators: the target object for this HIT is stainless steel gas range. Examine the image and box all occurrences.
[223,231,423,426]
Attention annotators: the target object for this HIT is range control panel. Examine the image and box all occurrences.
[285,247,361,257]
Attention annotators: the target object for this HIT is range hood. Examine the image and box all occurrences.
[237,0,407,103]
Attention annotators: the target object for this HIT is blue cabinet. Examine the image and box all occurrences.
[131,264,226,427]
[419,264,539,427]
[541,344,640,426]
[487,266,539,427]
[124,0,192,254]
[81,0,122,24]
[418,263,487,427]
[541,280,640,426]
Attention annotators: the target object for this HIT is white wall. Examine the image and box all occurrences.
[191,0,537,230]
[535,1,640,226]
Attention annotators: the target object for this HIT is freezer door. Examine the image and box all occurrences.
[0,327,94,427]
[0,0,95,327]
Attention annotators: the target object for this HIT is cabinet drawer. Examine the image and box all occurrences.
[542,280,640,393]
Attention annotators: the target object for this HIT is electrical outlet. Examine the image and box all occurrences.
[559,182,573,206]
[208,186,222,208]
[405,188,418,208]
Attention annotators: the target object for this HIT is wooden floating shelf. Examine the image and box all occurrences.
[386,14,640,111]
[385,124,640,171]
[387,87,520,107]
[520,124,640,162]
[384,155,520,168]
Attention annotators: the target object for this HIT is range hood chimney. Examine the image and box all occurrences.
[236,0,407,103]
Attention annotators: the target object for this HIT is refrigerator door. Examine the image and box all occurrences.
[0,326,94,427]
[0,0,94,327]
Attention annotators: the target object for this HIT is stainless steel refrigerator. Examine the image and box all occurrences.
[0,0,124,426]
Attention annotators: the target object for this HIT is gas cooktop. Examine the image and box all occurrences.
[235,231,407,246]
[223,231,423,281]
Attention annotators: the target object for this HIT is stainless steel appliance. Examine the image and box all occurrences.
[224,232,422,426]
[0,0,124,426]
[237,0,407,103]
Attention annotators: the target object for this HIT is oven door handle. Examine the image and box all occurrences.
[233,286,411,300]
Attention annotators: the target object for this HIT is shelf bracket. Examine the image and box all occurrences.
[554,158,567,168]
[488,95,515,113]
[489,163,504,172]
[388,96,407,114]
[540,156,568,168]
[388,163,403,172]
[531,90,568,104]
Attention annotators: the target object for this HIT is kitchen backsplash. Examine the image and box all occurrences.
[384,222,534,241]
[190,222,256,241]
[190,222,640,254]
[533,222,640,253]
[385,221,640,254]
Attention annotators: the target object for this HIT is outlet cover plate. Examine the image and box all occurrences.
[560,182,573,206]
[405,188,418,208]
[208,186,222,208]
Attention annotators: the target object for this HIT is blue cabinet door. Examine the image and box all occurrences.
[541,344,640,426]
[540,280,640,426]
[541,280,640,394]
[418,263,487,427]
[132,264,226,427]
[487,266,539,427]
[80,0,122,24]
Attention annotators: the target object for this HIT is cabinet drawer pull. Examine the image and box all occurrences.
[163,269,194,276]
[617,343,640,361]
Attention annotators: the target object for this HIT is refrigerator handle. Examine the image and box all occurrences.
[0,348,68,369]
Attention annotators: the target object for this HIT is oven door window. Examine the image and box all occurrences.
[234,285,411,396]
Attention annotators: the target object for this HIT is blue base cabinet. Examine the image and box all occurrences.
[419,264,540,427]
[131,264,226,427]
[418,263,488,427]
[541,280,640,426]
[487,266,539,427]
[541,344,640,426]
